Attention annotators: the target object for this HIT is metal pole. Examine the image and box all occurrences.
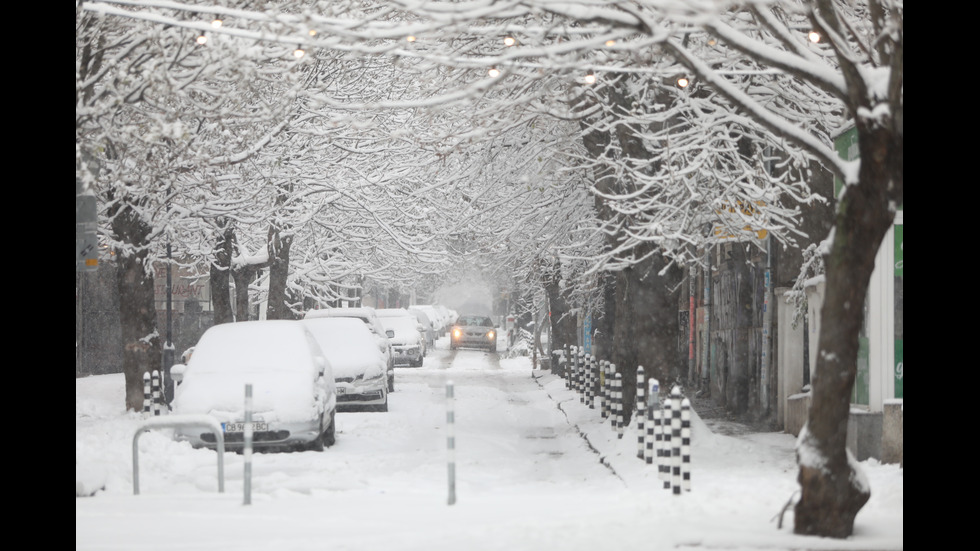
[163,242,175,404]
[446,380,456,505]
[244,384,253,505]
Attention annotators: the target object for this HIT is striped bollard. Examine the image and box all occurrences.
[152,370,163,416]
[599,361,608,419]
[447,380,456,505]
[571,348,580,395]
[645,378,659,465]
[244,384,253,505]
[586,355,595,409]
[613,369,623,437]
[659,396,670,488]
[142,372,151,416]
[671,386,682,495]
[578,351,586,402]
[636,366,646,458]
[565,344,575,388]
[681,397,692,492]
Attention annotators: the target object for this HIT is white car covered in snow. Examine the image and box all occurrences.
[303,317,390,412]
[171,320,337,452]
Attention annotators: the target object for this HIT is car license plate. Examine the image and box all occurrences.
[336,387,346,395]
[223,422,268,433]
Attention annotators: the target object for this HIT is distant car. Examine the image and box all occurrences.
[379,314,425,367]
[171,320,337,452]
[305,307,397,392]
[303,317,389,412]
[450,314,498,352]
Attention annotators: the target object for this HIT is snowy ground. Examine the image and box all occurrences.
[77,336,903,551]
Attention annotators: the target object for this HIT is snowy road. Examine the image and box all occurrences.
[77,336,903,551]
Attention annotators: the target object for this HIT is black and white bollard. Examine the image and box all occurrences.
[681,397,692,492]
[143,371,151,416]
[599,361,608,419]
[244,383,253,505]
[671,386,682,495]
[151,370,163,416]
[578,350,586,402]
[586,355,595,409]
[564,344,575,389]
[645,378,659,465]
[659,395,670,488]
[613,369,623,438]
[636,366,646,459]
[447,380,456,506]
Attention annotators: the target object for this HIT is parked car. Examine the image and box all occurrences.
[170,320,337,452]
[379,314,426,367]
[303,317,389,412]
[406,307,437,350]
[450,314,498,352]
[305,307,397,392]
[377,308,429,356]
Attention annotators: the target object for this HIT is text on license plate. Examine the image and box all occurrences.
[223,422,268,433]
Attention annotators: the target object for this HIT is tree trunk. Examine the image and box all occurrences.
[209,223,235,325]
[109,203,161,412]
[611,251,683,424]
[794,124,899,537]
[543,259,577,353]
[266,226,294,320]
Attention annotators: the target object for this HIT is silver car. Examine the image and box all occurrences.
[450,315,498,352]
[171,320,337,452]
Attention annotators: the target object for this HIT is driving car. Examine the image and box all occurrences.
[378,313,426,367]
[450,314,498,352]
[303,317,389,412]
[170,320,337,452]
[304,307,397,392]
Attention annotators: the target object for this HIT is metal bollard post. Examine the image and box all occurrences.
[681,397,691,492]
[586,355,595,409]
[646,378,659,465]
[447,380,456,506]
[143,372,151,416]
[152,370,162,416]
[671,386,682,495]
[244,383,253,506]
[598,361,608,419]
[660,396,670,488]
[636,366,646,458]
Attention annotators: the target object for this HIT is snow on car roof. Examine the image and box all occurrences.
[302,317,385,378]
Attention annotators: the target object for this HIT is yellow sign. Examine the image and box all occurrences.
[713,200,768,240]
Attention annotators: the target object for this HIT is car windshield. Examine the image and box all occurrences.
[457,315,493,327]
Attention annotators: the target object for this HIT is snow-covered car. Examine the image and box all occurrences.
[450,315,498,352]
[406,307,437,350]
[379,314,426,367]
[377,308,429,356]
[171,320,337,452]
[303,317,389,412]
[305,307,397,392]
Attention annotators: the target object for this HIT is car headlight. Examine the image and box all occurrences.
[487,331,495,340]
[453,328,462,339]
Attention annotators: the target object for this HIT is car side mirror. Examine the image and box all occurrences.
[386,329,395,339]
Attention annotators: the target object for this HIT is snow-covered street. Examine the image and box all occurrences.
[77,337,903,551]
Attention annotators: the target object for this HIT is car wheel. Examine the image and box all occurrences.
[323,413,336,447]
[306,415,325,452]
[388,375,395,392]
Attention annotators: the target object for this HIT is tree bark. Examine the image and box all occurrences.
[209,222,236,325]
[794,121,900,537]
[265,225,294,320]
[543,259,577,353]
